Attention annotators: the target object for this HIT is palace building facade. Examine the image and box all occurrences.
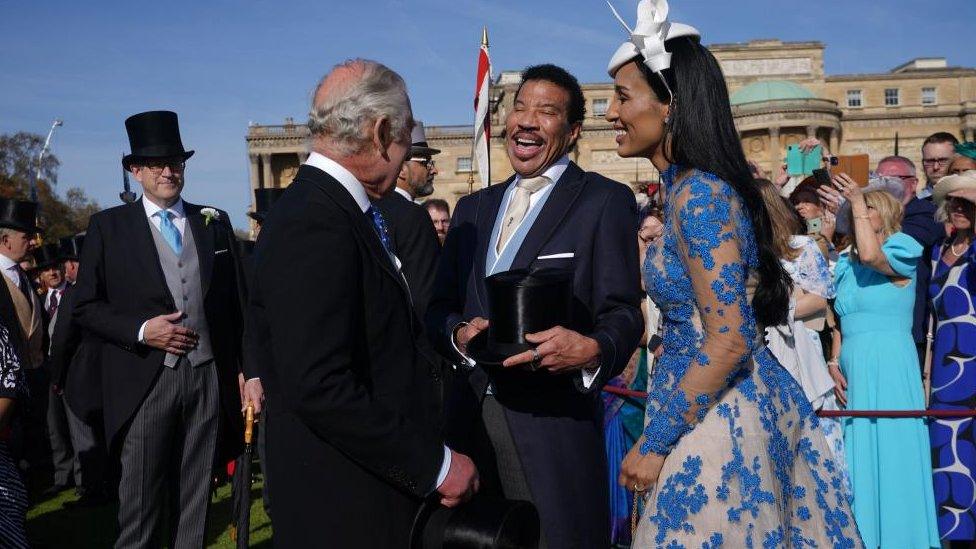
[245,39,976,222]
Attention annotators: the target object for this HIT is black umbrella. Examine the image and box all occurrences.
[231,405,255,547]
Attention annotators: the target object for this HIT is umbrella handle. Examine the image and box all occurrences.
[244,404,255,444]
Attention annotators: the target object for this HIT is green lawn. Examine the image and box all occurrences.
[27,476,273,548]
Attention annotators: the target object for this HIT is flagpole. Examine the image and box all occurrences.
[471,26,491,194]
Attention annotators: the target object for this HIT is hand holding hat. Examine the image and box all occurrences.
[502,326,601,374]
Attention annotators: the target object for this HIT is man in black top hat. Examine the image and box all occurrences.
[31,243,80,496]
[373,121,442,317]
[0,199,46,473]
[73,110,247,547]
[427,65,643,548]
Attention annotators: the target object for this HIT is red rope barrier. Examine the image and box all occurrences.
[601,385,976,419]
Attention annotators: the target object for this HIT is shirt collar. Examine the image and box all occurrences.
[142,195,186,220]
[305,151,371,213]
[393,186,413,201]
[0,254,17,273]
[515,155,570,187]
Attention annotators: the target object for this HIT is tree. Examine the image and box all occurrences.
[0,131,99,242]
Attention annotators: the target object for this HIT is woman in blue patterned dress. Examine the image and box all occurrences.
[0,319,29,548]
[605,1,861,546]
[929,171,976,541]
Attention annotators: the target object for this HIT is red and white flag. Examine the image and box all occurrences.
[473,27,492,189]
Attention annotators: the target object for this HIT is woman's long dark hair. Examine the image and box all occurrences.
[637,37,791,327]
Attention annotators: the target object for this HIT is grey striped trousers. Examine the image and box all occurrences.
[115,361,219,549]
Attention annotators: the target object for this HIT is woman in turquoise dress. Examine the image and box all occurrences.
[605,1,861,546]
[831,176,940,548]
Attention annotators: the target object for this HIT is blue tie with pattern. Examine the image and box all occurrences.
[366,206,394,256]
[157,210,183,256]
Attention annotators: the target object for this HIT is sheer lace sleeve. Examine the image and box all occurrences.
[641,174,757,456]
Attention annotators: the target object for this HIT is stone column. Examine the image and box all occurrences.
[249,154,260,191]
[829,128,840,154]
[768,126,781,168]
[261,153,273,189]
[806,125,817,139]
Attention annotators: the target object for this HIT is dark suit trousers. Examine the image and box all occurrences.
[116,362,219,549]
[46,390,80,487]
[65,402,108,496]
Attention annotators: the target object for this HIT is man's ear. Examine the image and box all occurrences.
[371,116,394,159]
[569,121,582,143]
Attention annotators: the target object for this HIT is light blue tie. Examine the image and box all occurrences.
[156,210,183,256]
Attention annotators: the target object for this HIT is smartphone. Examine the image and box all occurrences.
[806,217,822,235]
[832,155,870,187]
[787,144,822,176]
[813,168,832,188]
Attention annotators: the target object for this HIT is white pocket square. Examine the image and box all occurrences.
[537,252,574,260]
[215,249,229,255]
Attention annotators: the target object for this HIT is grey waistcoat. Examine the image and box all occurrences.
[148,220,214,368]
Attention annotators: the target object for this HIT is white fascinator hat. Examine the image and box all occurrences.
[606,0,700,98]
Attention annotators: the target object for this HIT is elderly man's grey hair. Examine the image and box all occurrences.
[308,59,413,157]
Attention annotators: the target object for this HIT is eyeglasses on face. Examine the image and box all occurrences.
[138,159,186,174]
[410,158,435,170]
[922,157,952,167]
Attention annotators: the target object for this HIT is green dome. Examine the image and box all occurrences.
[730,80,816,106]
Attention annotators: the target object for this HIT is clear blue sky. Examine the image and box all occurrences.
[2,0,974,228]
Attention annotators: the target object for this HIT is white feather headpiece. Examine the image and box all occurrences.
[606,0,700,89]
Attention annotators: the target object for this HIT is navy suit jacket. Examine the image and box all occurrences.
[426,161,643,548]
[901,197,944,345]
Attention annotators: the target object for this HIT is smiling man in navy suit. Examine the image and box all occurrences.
[427,64,644,548]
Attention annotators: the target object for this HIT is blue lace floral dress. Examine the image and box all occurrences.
[633,166,862,548]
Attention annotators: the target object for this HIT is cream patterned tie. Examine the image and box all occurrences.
[497,176,550,253]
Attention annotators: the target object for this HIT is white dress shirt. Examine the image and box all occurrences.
[393,186,413,201]
[0,254,21,291]
[136,195,188,342]
[305,151,452,491]
[142,195,187,237]
[45,282,67,311]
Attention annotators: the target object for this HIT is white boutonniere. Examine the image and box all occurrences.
[201,207,220,226]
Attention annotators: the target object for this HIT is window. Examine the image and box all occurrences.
[884,88,900,106]
[846,90,862,108]
[922,87,937,105]
[456,156,473,173]
[592,98,609,117]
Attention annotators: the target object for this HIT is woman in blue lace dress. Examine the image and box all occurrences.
[605,1,861,546]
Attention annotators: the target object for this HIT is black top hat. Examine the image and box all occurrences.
[410,496,540,549]
[122,111,194,171]
[58,234,85,262]
[32,243,61,270]
[467,268,573,367]
[248,188,286,223]
[0,198,40,234]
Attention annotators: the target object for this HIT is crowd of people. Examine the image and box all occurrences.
[1,1,976,548]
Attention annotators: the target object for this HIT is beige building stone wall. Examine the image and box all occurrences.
[245,39,976,218]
